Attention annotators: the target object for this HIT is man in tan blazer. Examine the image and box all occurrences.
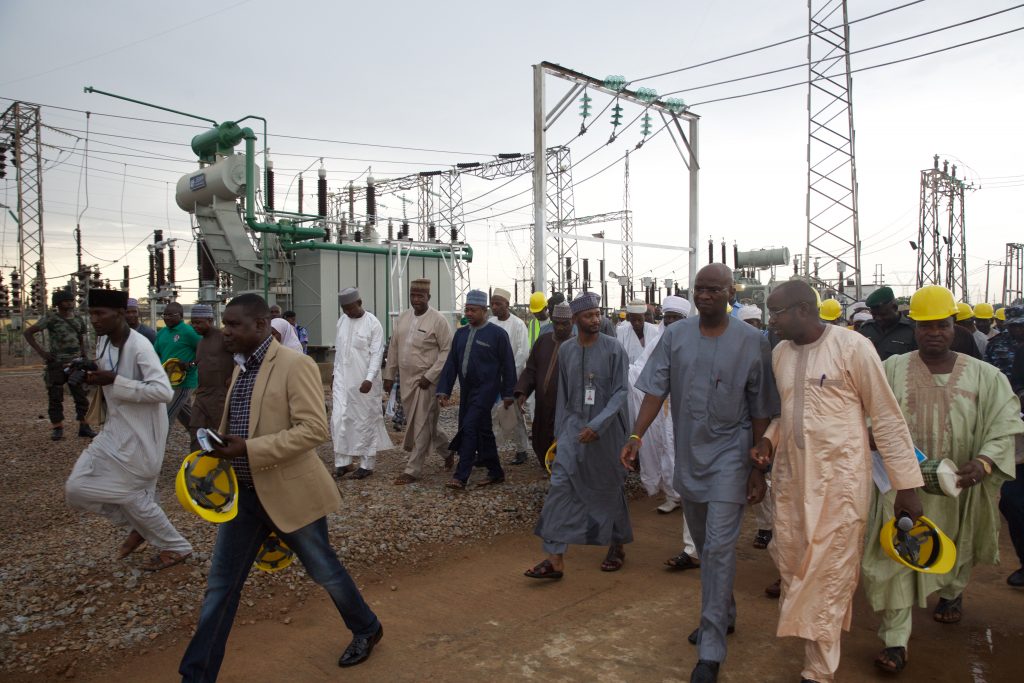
[179,294,383,682]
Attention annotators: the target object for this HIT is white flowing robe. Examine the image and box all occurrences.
[617,321,660,365]
[331,312,390,458]
[627,329,675,498]
[65,329,191,553]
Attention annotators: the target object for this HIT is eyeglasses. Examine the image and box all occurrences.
[694,285,727,295]
[767,304,794,318]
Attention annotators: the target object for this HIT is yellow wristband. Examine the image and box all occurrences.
[977,458,992,476]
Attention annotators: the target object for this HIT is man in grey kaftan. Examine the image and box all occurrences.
[531,292,632,573]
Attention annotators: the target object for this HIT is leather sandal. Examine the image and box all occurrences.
[524,559,563,580]
[141,550,192,572]
[117,530,147,560]
[874,646,908,673]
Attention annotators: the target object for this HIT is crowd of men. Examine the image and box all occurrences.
[33,272,1023,681]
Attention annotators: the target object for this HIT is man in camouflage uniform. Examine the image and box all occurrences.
[23,289,97,441]
[984,305,1023,380]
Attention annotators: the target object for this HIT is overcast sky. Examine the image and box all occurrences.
[2,0,1022,307]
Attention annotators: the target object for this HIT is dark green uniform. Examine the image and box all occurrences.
[39,312,89,424]
[858,315,917,361]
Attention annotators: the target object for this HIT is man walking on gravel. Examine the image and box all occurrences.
[125,297,157,344]
[64,288,192,572]
[154,301,200,434]
[527,292,632,580]
[188,304,234,448]
[331,287,391,481]
[384,278,453,485]
[489,287,531,465]
[436,289,517,489]
[23,288,96,441]
[180,294,382,680]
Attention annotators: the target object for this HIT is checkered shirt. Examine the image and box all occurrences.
[227,335,272,486]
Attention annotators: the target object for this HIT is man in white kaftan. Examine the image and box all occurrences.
[332,288,391,480]
[489,288,531,464]
[617,298,660,364]
[65,289,193,570]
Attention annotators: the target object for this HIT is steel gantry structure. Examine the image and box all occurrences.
[1004,242,1023,306]
[532,61,699,296]
[805,0,861,303]
[915,155,972,300]
[1,102,45,316]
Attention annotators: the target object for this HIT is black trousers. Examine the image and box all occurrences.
[44,362,89,424]
[999,463,1024,568]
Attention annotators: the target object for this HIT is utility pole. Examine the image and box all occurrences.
[984,260,1003,303]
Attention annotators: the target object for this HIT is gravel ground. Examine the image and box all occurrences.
[0,369,644,678]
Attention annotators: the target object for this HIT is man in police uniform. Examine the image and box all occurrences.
[859,286,916,360]
[985,305,1023,381]
[23,289,97,441]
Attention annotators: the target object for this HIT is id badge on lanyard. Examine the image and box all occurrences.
[584,372,596,406]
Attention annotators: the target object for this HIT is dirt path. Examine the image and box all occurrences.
[78,497,1021,683]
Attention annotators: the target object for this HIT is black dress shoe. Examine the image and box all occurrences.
[351,467,374,480]
[1008,568,1024,587]
[510,451,528,465]
[51,427,64,441]
[334,464,356,479]
[687,625,735,645]
[690,660,719,683]
[78,424,98,438]
[338,624,383,667]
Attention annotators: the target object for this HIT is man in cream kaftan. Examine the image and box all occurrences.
[332,289,391,479]
[383,279,453,482]
[761,281,923,683]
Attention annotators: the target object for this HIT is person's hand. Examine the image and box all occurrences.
[417,377,432,390]
[359,380,372,394]
[42,351,56,364]
[438,394,450,408]
[383,379,394,394]
[502,397,514,409]
[516,394,527,412]
[747,468,767,504]
[750,437,774,469]
[893,488,923,521]
[868,428,877,451]
[210,434,247,460]
[955,458,989,489]
[85,370,117,386]
[620,438,640,471]
[578,426,599,443]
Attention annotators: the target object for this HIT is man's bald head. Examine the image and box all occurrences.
[697,263,734,288]
[164,302,184,316]
[767,280,823,342]
[769,280,817,309]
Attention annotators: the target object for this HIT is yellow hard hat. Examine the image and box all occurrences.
[544,441,557,475]
[879,515,956,574]
[618,310,626,319]
[819,299,842,321]
[175,451,239,523]
[163,358,186,387]
[908,285,958,322]
[954,302,973,322]
[973,302,994,319]
[255,533,295,573]
[532,290,548,313]
[994,306,1006,321]
[529,291,547,313]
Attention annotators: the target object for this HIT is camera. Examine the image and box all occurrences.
[65,357,99,387]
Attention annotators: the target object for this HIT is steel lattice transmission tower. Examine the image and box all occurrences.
[1004,242,1024,306]
[622,150,633,297]
[916,155,972,300]
[0,102,45,315]
[805,0,861,301]
[545,146,578,296]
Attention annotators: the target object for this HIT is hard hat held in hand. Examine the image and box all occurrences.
[163,358,187,387]
[176,451,239,523]
[819,299,842,321]
[255,533,295,573]
[880,514,956,574]
[908,285,958,322]
[529,291,547,314]
[544,441,557,475]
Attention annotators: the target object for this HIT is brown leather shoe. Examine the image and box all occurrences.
[117,530,147,559]
[393,473,418,485]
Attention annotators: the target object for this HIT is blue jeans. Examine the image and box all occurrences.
[179,488,379,682]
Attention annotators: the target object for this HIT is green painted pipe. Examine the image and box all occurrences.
[281,239,473,262]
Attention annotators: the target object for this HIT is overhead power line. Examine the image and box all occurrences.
[629,0,928,83]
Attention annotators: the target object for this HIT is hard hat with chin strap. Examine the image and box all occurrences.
[908,285,958,322]
[254,533,295,573]
[176,451,239,523]
[163,358,187,387]
[880,514,956,574]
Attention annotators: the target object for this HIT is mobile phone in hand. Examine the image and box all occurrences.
[197,428,226,452]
